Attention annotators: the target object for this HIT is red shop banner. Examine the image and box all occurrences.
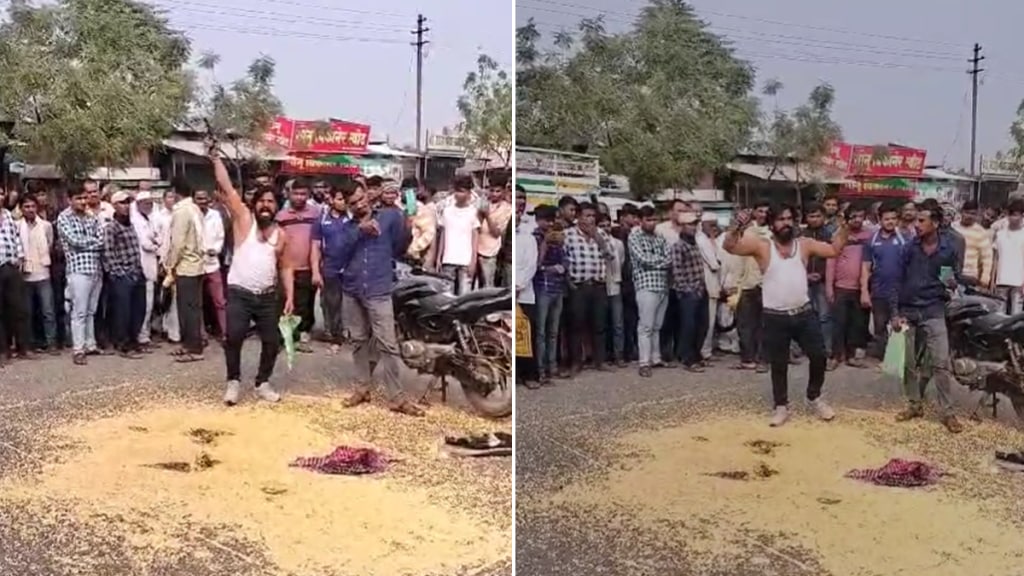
[824,142,927,178]
[263,116,371,155]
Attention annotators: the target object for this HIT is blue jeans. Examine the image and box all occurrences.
[25,279,57,348]
[534,292,564,376]
[676,291,709,366]
[808,282,833,357]
[67,273,103,354]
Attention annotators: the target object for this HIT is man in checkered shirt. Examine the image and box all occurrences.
[671,212,709,372]
[563,202,615,372]
[56,185,106,364]
[627,205,672,377]
[103,191,147,359]
[0,189,31,364]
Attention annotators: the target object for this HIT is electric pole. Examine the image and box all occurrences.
[411,14,430,157]
[968,43,985,179]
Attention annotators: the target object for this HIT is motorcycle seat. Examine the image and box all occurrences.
[968,312,1024,335]
[420,288,511,314]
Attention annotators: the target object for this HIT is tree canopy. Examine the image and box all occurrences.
[457,54,513,167]
[516,0,760,197]
[753,80,843,194]
[193,51,283,159]
[0,0,194,179]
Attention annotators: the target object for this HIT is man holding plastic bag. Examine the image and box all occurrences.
[889,201,964,434]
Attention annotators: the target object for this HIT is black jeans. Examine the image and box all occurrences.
[293,270,317,336]
[175,274,204,354]
[622,288,639,362]
[517,303,539,382]
[763,307,827,407]
[660,291,681,363]
[94,275,110,348]
[0,262,30,355]
[568,281,609,367]
[108,275,146,352]
[870,297,895,360]
[225,286,281,383]
[321,274,344,342]
[737,286,764,364]
[831,288,867,359]
[677,291,709,366]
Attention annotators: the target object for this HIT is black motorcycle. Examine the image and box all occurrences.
[391,268,513,419]
[945,291,1024,421]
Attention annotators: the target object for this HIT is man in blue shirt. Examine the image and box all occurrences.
[311,186,350,350]
[892,202,963,434]
[335,184,423,417]
[860,201,906,360]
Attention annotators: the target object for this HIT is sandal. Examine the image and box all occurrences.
[72,353,87,366]
[169,348,189,357]
[174,353,205,363]
[732,362,757,370]
[343,390,372,408]
[390,400,426,417]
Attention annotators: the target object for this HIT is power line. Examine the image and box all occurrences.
[151,0,411,34]
[528,19,963,64]
[172,21,411,45]
[227,0,411,21]
[520,0,966,49]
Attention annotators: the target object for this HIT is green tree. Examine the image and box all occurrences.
[457,54,512,167]
[193,51,284,178]
[0,0,193,179]
[516,1,760,197]
[754,80,844,197]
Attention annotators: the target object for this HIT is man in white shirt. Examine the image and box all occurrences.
[993,198,1024,314]
[152,188,179,342]
[195,189,227,339]
[516,204,540,389]
[599,214,627,366]
[696,213,722,360]
[131,191,161,347]
[19,195,56,353]
[435,175,480,295]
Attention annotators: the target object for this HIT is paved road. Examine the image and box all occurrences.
[515,359,1024,576]
[0,343,512,576]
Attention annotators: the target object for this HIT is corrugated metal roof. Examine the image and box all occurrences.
[161,139,291,161]
[921,168,975,182]
[727,162,851,185]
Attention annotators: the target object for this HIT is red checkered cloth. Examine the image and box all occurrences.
[845,458,943,488]
[289,446,389,475]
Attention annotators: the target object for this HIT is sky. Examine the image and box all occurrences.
[155,0,513,148]
[516,0,1024,172]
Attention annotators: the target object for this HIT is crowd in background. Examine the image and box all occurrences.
[0,170,514,371]
[514,189,1024,432]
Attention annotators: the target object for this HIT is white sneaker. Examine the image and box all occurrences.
[254,382,281,403]
[809,397,836,421]
[299,332,311,344]
[769,405,790,427]
[223,380,241,406]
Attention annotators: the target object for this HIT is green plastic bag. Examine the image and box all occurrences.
[278,315,301,370]
[882,329,907,381]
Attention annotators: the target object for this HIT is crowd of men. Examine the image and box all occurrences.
[0,153,514,417]
[515,190,1024,433]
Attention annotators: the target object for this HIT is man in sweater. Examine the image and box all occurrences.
[953,200,994,289]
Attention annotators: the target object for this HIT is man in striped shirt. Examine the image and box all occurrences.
[953,200,994,288]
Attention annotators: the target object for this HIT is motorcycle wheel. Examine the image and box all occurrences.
[463,384,513,419]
